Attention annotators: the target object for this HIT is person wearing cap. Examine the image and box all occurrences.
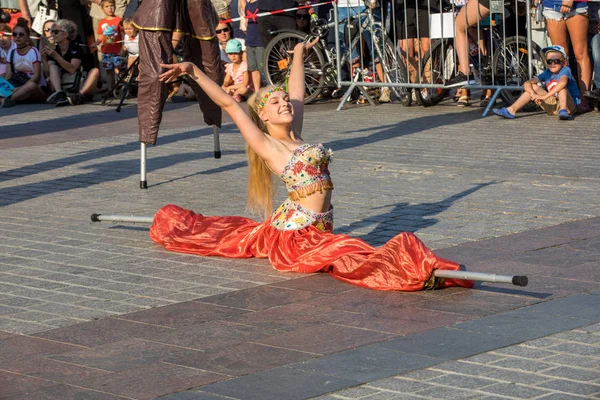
[492,45,580,121]
[221,38,251,102]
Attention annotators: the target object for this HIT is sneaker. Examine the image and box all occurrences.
[46,91,67,104]
[492,107,515,119]
[576,102,591,114]
[379,88,391,103]
[558,109,572,120]
[1,97,15,108]
[445,72,476,88]
[583,88,600,101]
[420,89,430,101]
[68,93,85,106]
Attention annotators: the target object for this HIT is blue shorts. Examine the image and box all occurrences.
[101,54,124,71]
[543,6,587,21]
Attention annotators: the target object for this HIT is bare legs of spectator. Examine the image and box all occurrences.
[455,1,489,77]
[546,15,591,98]
[7,82,46,103]
[48,63,63,93]
[79,68,100,97]
[251,70,261,92]
[399,37,430,83]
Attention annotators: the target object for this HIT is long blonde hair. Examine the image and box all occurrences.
[246,86,279,219]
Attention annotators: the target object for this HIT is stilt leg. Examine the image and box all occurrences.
[140,142,148,189]
[213,125,221,159]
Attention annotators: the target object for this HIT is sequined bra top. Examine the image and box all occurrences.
[279,143,334,201]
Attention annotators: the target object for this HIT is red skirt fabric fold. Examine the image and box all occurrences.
[150,204,474,291]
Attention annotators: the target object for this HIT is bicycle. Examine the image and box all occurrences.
[416,10,545,108]
[263,4,411,105]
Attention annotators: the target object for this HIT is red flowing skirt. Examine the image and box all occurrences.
[149,204,474,291]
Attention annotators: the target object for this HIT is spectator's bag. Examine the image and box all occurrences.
[7,51,30,88]
[32,1,59,35]
[61,69,83,93]
[0,76,15,97]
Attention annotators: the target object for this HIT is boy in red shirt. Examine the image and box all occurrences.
[95,0,123,95]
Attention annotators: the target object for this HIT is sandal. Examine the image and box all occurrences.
[456,95,469,107]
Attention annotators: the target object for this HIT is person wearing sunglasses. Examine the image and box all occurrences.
[41,19,101,106]
[1,18,48,107]
[216,20,245,64]
[493,45,580,121]
[295,8,310,34]
[0,23,16,77]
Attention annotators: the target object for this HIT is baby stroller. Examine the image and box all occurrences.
[112,56,139,112]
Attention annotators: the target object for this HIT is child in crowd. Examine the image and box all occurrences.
[0,24,16,77]
[222,39,251,102]
[493,45,580,120]
[243,0,264,92]
[95,0,123,95]
[121,17,138,70]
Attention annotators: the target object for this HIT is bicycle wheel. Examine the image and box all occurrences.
[375,38,411,106]
[493,36,544,111]
[416,40,455,107]
[264,31,325,104]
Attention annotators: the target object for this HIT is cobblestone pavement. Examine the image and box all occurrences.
[0,99,599,399]
[312,323,600,400]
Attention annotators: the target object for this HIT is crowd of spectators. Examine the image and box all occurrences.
[1,0,599,113]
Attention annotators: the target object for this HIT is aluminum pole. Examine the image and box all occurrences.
[433,270,528,287]
[140,142,147,189]
[90,214,154,224]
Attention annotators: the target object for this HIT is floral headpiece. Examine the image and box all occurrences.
[258,87,287,110]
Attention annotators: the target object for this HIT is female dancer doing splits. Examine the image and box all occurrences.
[152,41,474,292]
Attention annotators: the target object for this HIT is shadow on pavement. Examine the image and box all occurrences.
[0,126,221,185]
[0,150,245,207]
[327,109,484,151]
[336,182,497,242]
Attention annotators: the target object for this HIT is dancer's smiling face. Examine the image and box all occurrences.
[259,91,294,125]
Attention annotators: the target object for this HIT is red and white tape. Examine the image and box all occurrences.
[220,1,334,24]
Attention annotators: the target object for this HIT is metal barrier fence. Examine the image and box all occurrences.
[328,0,544,114]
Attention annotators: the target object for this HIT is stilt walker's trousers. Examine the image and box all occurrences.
[135,0,224,145]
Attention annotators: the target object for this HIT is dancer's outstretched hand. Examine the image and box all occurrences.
[288,36,320,55]
[159,62,195,83]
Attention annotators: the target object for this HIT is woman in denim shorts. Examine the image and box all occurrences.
[541,0,591,110]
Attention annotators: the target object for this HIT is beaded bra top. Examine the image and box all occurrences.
[279,143,334,201]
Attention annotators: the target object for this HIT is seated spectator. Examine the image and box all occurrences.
[0,23,16,77]
[492,46,579,120]
[1,19,48,107]
[41,19,100,106]
[584,1,600,102]
[216,20,245,64]
[42,19,57,40]
[541,0,591,111]
[221,39,251,102]
[170,82,197,103]
[121,16,139,70]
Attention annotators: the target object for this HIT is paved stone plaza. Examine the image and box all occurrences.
[0,99,599,399]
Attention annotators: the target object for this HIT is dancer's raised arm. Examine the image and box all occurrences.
[287,38,319,136]
[159,63,277,161]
